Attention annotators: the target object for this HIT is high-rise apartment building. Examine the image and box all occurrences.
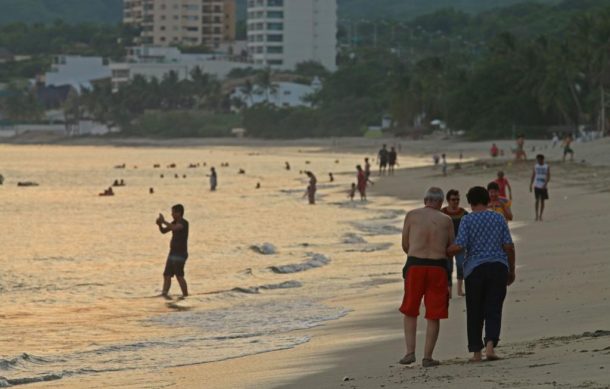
[123,0,236,48]
[246,0,337,71]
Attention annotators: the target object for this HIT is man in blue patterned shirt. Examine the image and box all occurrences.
[448,186,516,362]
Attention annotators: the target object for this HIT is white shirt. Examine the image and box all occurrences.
[534,163,549,189]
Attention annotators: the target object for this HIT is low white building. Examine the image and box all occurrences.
[112,45,261,91]
[44,56,111,92]
[231,77,321,108]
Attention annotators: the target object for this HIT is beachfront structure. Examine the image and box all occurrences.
[123,0,236,48]
[111,46,261,91]
[246,0,337,71]
[231,77,322,109]
[44,56,112,92]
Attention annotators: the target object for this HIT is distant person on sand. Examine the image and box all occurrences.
[442,190,469,297]
[364,158,372,180]
[329,172,334,182]
[494,171,512,200]
[356,165,373,201]
[515,134,527,161]
[448,186,516,362]
[551,132,559,148]
[433,154,440,166]
[487,182,513,221]
[305,171,317,204]
[378,144,389,176]
[530,154,550,221]
[490,143,499,158]
[285,161,291,171]
[399,187,453,367]
[209,167,217,191]
[156,204,189,299]
[441,154,448,176]
[388,147,398,175]
[348,183,356,201]
[562,134,574,162]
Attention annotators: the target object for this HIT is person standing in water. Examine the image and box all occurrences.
[305,171,317,204]
[378,144,389,176]
[209,167,217,191]
[157,204,189,299]
[356,165,373,201]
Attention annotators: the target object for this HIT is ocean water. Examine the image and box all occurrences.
[0,144,424,386]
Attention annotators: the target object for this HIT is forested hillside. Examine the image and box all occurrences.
[0,0,122,25]
[0,0,558,26]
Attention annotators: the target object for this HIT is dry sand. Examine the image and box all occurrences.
[32,137,610,389]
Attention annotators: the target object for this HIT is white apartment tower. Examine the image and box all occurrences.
[124,0,236,48]
[246,0,337,71]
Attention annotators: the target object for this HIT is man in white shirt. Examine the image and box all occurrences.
[529,154,551,221]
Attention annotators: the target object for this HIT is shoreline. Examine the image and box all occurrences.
[24,138,610,388]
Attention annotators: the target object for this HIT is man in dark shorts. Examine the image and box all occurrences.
[378,144,389,176]
[157,204,189,298]
[529,154,550,221]
[399,187,454,367]
[388,146,398,175]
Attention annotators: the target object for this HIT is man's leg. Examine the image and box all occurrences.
[162,276,171,296]
[534,198,540,221]
[423,319,440,360]
[404,315,417,355]
[176,276,188,297]
[539,199,545,221]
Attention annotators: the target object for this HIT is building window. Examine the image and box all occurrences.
[267,23,283,31]
[268,0,283,6]
[267,46,283,54]
[267,11,283,18]
[267,34,283,42]
[268,59,283,65]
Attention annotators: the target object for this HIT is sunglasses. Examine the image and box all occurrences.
[450,198,460,201]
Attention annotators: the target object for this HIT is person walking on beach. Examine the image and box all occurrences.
[399,187,454,367]
[487,182,513,221]
[515,134,527,161]
[562,134,574,162]
[378,144,389,176]
[442,190,469,297]
[305,171,317,204]
[447,186,516,362]
[209,167,217,191]
[441,154,448,176]
[530,154,550,221]
[157,204,189,299]
[494,171,512,200]
[388,147,398,175]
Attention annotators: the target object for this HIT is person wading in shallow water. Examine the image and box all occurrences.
[399,187,454,368]
[304,171,317,204]
[157,204,189,299]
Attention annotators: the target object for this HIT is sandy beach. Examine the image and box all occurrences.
[19,136,610,389]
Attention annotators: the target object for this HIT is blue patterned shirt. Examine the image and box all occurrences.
[454,210,513,278]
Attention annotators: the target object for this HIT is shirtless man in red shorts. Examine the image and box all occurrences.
[399,187,454,367]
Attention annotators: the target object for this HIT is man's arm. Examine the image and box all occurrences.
[503,243,516,285]
[401,213,410,255]
[158,220,183,233]
[545,167,551,187]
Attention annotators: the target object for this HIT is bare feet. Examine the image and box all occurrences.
[422,358,440,367]
[469,352,483,363]
[486,353,501,361]
[457,290,465,297]
[399,352,416,365]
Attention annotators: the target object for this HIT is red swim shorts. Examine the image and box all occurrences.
[399,266,449,319]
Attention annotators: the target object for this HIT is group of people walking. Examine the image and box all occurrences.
[400,186,516,366]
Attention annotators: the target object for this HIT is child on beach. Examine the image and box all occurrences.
[348,183,356,201]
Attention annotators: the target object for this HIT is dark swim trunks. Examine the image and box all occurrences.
[534,187,549,200]
[163,254,188,277]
